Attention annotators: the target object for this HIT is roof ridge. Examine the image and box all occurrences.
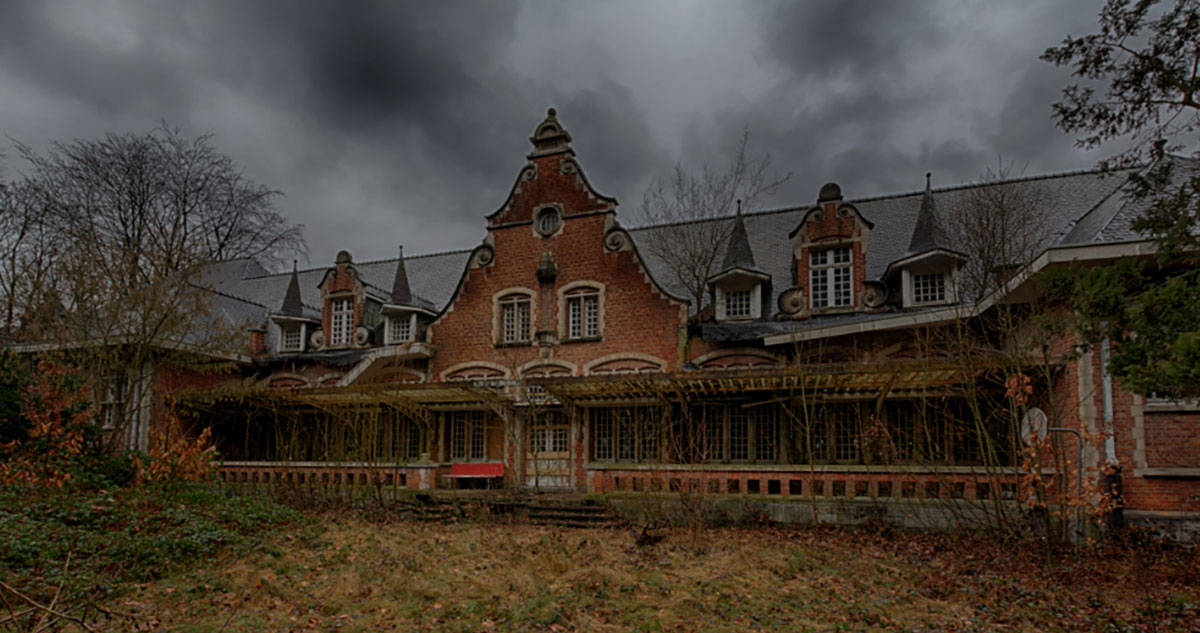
[199,285,270,309]
[628,163,1131,233]
[241,247,475,279]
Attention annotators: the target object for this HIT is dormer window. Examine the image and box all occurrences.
[329,297,354,346]
[897,262,958,308]
[810,247,852,309]
[912,273,946,304]
[387,313,415,344]
[725,289,752,318]
[281,325,303,352]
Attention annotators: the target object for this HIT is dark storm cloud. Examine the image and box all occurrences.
[0,0,1115,266]
[760,0,948,82]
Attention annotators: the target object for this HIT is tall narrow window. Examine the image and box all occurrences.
[99,376,126,430]
[616,413,637,462]
[594,409,614,461]
[912,273,946,304]
[499,294,531,344]
[728,408,750,461]
[703,405,724,462]
[725,289,752,318]
[831,405,860,463]
[330,297,354,346]
[566,287,600,339]
[754,406,777,462]
[810,247,852,309]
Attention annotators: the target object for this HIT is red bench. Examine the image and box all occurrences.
[443,463,504,489]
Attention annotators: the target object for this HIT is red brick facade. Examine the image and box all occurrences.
[429,151,686,380]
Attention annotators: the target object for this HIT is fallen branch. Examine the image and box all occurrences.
[32,552,71,632]
[0,577,97,633]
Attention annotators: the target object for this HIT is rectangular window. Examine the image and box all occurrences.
[912,273,946,304]
[641,411,660,462]
[725,289,752,318]
[810,247,852,309]
[704,405,724,462]
[885,401,917,463]
[449,411,486,461]
[330,298,354,346]
[592,407,661,463]
[99,375,126,430]
[405,419,421,460]
[728,408,750,461]
[281,326,302,352]
[388,314,412,344]
[501,295,531,343]
[617,413,637,462]
[594,409,614,460]
[830,405,860,463]
[567,290,600,339]
[754,406,777,462]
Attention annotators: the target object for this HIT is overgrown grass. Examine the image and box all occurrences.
[0,480,306,629]
[113,517,1200,633]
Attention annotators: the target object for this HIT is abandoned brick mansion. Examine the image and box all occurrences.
[101,110,1200,535]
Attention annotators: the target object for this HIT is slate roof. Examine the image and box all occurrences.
[197,161,1172,353]
[202,248,472,352]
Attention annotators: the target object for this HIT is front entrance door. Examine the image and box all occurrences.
[525,410,570,490]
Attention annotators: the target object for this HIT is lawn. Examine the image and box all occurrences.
[106,517,1199,633]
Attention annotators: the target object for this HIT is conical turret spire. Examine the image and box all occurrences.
[279,260,303,316]
[721,200,759,272]
[391,245,413,306]
[906,173,949,255]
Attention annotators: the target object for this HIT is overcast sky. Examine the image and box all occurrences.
[0,0,1108,267]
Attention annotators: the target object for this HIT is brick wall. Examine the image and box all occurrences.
[429,152,686,379]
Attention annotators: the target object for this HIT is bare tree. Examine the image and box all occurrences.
[946,162,1050,302]
[3,125,307,450]
[0,177,62,341]
[639,131,790,309]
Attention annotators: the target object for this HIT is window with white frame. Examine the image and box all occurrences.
[329,297,354,346]
[810,247,852,309]
[449,410,486,461]
[281,325,302,352]
[499,293,532,344]
[566,287,600,339]
[99,375,126,430]
[912,272,946,304]
[725,288,752,318]
[387,313,413,344]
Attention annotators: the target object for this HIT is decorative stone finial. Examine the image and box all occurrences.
[335,250,353,265]
[925,172,932,192]
[818,182,843,203]
[529,108,573,158]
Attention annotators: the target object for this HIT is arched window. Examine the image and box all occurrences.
[498,293,532,344]
[565,286,600,339]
